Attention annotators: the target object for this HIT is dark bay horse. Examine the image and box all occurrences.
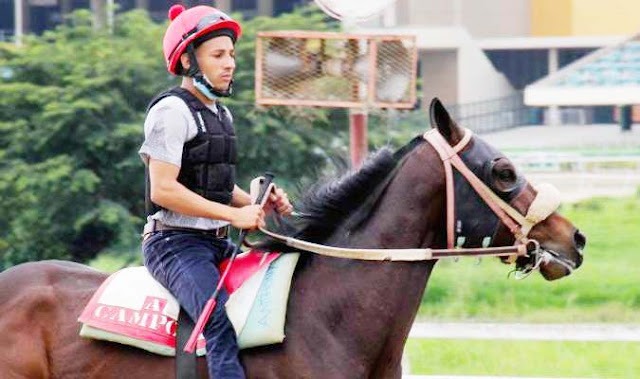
[0,99,585,378]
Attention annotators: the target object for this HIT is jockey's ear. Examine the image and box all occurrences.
[429,97,464,146]
[180,53,191,72]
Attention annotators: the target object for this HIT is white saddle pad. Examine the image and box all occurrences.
[78,253,299,356]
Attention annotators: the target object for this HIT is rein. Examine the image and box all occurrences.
[256,129,559,263]
[258,226,526,261]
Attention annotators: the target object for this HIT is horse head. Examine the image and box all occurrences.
[428,98,585,281]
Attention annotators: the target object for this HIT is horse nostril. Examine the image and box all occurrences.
[574,229,586,250]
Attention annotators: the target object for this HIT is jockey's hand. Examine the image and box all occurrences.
[231,204,265,230]
[269,187,294,216]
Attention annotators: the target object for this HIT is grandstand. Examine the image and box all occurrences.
[525,34,640,108]
[558,41,640,88]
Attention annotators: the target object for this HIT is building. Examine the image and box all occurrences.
[356,0,640,125]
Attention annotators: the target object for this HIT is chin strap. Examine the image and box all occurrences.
[185,45,234,100]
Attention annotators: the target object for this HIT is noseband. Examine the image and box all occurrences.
[423,128,561,262]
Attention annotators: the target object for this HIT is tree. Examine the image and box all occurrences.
[0,7,341,268]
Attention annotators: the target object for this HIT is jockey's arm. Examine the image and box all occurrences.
[148,158,263,229]
[231,185,252,207]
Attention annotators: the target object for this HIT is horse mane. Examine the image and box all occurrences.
[262,136,425,251]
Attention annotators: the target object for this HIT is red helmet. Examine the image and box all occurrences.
[163,4,242,75]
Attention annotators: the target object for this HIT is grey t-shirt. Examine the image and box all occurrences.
[139,95,232,230]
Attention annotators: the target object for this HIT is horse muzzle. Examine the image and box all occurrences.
[515,229,585,281]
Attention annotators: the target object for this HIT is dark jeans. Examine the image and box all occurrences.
[142,231,245,379]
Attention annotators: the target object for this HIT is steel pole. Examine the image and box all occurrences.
[14,0,23,46]
[349,109,368,169]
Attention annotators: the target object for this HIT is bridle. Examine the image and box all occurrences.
[257,128,561,272]
[423,128,561,264]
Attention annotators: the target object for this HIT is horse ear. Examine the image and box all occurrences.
[429,97,464,146]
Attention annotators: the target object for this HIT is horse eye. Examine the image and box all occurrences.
[491,159,519,193]
[497,169,515,182]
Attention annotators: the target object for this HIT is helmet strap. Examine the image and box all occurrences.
[185,45,234,100]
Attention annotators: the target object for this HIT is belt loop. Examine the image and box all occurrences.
[217,225,228,238]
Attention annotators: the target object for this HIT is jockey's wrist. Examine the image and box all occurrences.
[205,202,237,223]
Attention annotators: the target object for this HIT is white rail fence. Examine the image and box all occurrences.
[408,322,640,342]
[509,153,640,203]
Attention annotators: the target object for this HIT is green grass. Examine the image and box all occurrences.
[418,195,640,322]
[88,250,141,273]
[405,339,640,378]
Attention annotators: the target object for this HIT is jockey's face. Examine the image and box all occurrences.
[194,36,236,91]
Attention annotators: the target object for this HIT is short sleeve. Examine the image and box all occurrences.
[138,96,193,167]
[220,104,233,123]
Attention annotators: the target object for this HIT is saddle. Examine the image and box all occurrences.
[78,250,299,356]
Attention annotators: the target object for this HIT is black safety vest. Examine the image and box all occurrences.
[145,87,237,216]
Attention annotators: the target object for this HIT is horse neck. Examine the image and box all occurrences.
[333,142,446,316]
[291,144,446,374]
[339,143,446,251]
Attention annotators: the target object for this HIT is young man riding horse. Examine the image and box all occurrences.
[138,5,293,378]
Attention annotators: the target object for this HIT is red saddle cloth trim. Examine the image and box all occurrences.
[220,250,280,294]
[77,249,282,352]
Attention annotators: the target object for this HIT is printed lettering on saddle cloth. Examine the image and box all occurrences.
[78,250,300,356]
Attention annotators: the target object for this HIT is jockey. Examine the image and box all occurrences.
[138,5,293,378]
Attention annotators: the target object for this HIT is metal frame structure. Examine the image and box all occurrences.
[255,30,418,109]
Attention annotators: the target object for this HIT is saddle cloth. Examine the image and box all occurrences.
[78,250,299,356]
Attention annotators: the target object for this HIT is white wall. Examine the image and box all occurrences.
[363,0,519,106]
[418,29,515,105]
[420,50,458,108]
[461,0,531,38]
[397,0,530,38]
[405,0,455,26]
[456,36,514,103]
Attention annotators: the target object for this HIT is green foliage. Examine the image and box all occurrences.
[406,339,640,378]
[0,7,340,268]
[419,196,640,322]
[0,10,168,268]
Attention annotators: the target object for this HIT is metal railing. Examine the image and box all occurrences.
[367,91,543,138]
[445,92,543,133]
